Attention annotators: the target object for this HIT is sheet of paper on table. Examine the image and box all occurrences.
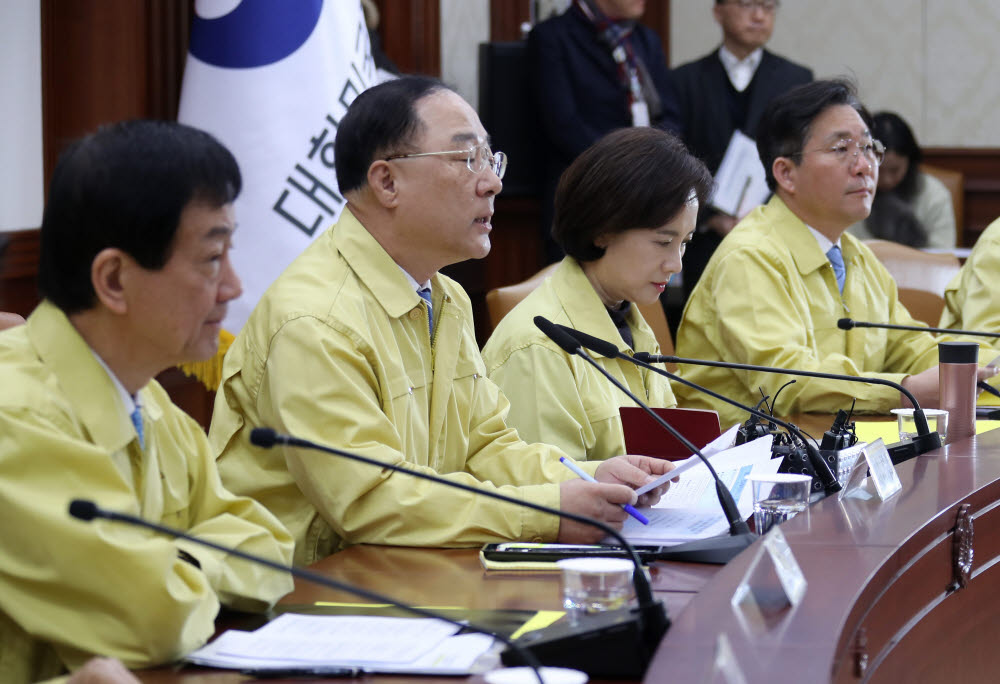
[186,613,496,675]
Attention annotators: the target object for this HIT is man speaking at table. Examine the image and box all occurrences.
[211,76,673,565]
[0,121,293,683]
[675,79,995,426]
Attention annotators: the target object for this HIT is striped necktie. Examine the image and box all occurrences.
[417,287,433,337]
[130,407,145,450]
[826,245,846,293]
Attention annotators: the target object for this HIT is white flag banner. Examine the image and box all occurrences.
[179,0,376,333]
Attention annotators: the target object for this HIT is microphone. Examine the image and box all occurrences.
[838,317,1000,338]
[556,325,840,497]
[533,316,754,564]
[249,427,666,678]
[634,352,943,464]
[67,499,546,683]
[841,317,1000,401]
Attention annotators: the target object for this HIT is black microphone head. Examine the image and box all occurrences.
[250,427,279,448]
[558,325,619,358]
[533,316,581,354]
[69,499,100,522]
[837,318,855,330]
[633,352,652,363]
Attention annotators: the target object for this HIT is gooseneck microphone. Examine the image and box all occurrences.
[555,325,840,497]
[67,499,545,683]
[250,427,666,678]
[634,352,943,462]
[533,316,754,564]
[838,317,1000,338]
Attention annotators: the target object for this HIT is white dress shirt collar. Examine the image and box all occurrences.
[806,225,842,255]
[718,45,763,92]
[90,349,139,414]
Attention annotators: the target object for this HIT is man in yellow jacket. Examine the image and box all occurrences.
[0,121,294,683]
[941,217,1000,347]
[211,76,674,566]
[676,79,995,426]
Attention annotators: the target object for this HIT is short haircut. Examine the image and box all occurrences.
[552,127,712,262]
[756,78,873,192]
[38,120,241,314]
[335,75,452,194]
[871,111,922,199]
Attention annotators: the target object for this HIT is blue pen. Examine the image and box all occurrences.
[559,456,649,525]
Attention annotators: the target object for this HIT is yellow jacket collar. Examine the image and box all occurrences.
[763,195,864,278]
[552,256,640,353]
[332,208,425,320]
[26,300,160,452]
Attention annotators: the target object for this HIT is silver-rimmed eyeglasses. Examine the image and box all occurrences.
[798,138,886,167]
[385,143,507,179]
[723,0,780,11]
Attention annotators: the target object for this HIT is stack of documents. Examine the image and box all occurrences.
[186,613,496,675]
[622,426,781,544]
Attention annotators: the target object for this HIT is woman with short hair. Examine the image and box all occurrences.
[482,127,711,460]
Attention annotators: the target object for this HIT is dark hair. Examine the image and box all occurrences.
[863,112,928,247]
[871,111,922,199]
[335,75,452,193]
[756,78,873,192]
[552,128,712,261]
[38,120,241,314]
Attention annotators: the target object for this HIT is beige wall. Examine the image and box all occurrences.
[670,1,1000,147]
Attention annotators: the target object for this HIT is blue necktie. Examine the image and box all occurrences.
[417,287,433,337]
[827,246,846,294]
[130,407,145,450]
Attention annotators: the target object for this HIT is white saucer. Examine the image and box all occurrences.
[484,666,588,684]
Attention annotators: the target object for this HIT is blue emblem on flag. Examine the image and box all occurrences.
[189,0,324,68]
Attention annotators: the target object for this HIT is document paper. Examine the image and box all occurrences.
[186,614,496,674]
[622,435,780,544]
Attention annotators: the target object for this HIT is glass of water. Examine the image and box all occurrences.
[748,473,812,535]
[555,558,635,623]
[891,408,948,443]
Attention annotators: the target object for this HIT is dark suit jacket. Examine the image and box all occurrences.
[528,6,681,259]
[673,48,812,175]
[673,48,812,297]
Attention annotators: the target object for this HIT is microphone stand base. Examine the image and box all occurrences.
[651,532,756,564]
[500,601,669,679]
[888,431,942,465]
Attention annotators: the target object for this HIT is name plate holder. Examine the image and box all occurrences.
[838,438,902,502]
[730,527,806,616]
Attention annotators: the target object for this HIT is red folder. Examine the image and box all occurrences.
[620,407,722,461]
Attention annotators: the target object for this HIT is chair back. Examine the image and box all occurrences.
[864,239,961,326]
[485,264,675,357]
[919,163,964,245]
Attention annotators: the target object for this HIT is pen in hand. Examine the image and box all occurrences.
[559,456,649,525]
[978,380,1000,401]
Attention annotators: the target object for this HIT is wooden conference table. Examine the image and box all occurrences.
[137,419,1000,683]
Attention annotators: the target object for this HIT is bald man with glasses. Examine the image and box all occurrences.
[211,76,674,564]
[675,79,996,426]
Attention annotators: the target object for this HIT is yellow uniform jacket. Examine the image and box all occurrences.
[676,196,943,426]
[483,257,675,460]
[0,302,293,683]
[211,209,594,566]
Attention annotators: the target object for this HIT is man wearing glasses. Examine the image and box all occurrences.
[211,76,674,564]
[674,0,812,303]
[674,79,987,425]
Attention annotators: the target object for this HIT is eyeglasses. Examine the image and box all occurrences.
[385,143,507,179]
[798,138,886,167]
[723,0,780,11]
